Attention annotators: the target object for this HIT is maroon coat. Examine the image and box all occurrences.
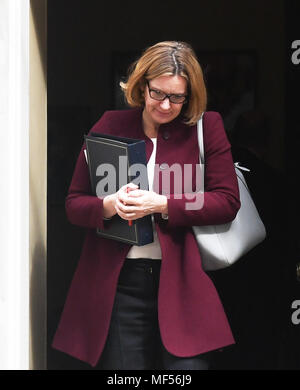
[52,108,240,367]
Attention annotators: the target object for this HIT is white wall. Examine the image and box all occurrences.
[0,0,30,369]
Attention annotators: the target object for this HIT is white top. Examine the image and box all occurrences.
[126,138,162,260]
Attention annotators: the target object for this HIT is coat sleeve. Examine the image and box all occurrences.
[165,112,241,228]
[65,112,111,229]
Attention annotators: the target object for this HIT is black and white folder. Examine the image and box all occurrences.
[84,132,154,246]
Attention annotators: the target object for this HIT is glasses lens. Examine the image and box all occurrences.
[147,82,187,104]
[149,89,166,101]
[169,95,187,104]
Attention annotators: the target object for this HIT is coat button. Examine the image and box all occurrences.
[162,131,170,140]
[159,163,169,170]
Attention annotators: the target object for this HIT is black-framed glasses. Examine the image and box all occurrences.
[146,80,188,104]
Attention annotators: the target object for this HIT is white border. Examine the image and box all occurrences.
[0,0,30,369]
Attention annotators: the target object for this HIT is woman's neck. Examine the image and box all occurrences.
[142,109,159,138]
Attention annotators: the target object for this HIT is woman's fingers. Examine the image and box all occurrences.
[118,185,139,204]
[118,191,143,206]
[115,187,156,220]
[115,202,136,220]
[115,198,139,213]
[126,190,144,198]
[126,182,139,190]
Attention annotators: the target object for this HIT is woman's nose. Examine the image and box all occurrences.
[160,98,171,110]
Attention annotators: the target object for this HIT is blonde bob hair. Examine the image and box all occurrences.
[120,41,207,126]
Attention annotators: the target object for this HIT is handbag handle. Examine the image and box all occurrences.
[197,113,205,165]
[197,114,251,175]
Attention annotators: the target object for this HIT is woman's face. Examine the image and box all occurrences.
[143,75,187,128]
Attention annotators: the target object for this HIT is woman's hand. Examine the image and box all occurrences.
[115,185,168,221]
[102,183,139,219]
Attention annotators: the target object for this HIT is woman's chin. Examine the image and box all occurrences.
[154,111,174,123]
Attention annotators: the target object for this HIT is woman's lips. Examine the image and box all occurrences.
[156,110,172,116]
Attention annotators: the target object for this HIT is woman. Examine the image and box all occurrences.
[52,41,240,370]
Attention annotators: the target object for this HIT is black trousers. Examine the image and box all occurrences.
[96,258,211,370]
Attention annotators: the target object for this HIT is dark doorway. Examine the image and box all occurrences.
[47,0,299,369]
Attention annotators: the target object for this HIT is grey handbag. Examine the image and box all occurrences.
[193,115,266,271]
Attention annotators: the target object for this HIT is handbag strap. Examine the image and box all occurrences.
[197,113,205,165]
[197,114,251,173]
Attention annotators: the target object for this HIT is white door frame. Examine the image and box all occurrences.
[0,0,47,370]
